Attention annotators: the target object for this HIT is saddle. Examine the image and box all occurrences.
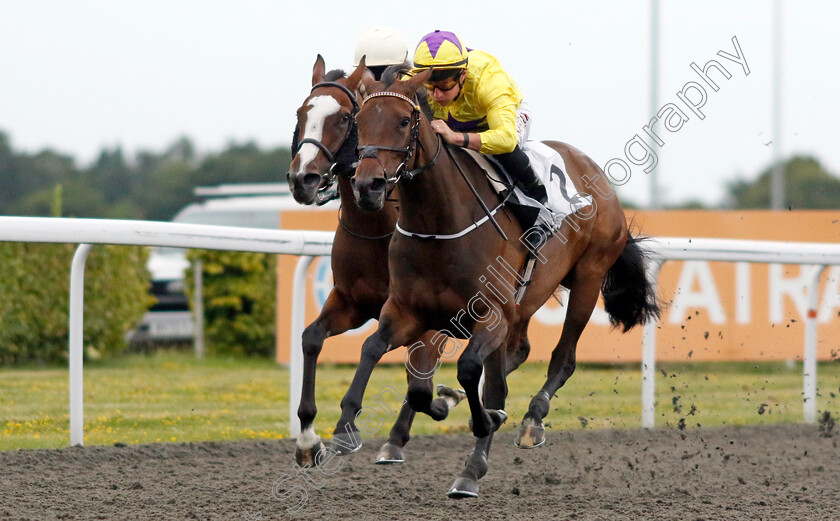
[460,143,593,233]
[460,144,594,306]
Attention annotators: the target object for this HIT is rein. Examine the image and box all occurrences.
[295,81,360,205]
[337,206,394,241]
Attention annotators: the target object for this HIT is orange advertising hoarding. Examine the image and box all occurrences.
[276,210,840,364]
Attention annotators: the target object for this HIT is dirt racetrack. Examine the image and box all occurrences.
[1,424,838,520]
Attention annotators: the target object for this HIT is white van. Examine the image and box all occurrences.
[129,184,335,345]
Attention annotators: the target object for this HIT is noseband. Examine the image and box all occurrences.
[356,91,441,184]
[293,81,360,205]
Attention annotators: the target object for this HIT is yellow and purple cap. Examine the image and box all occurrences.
[412,30,468,71]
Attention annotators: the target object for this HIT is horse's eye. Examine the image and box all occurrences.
[400,117,411,128]
[342,113,351,123]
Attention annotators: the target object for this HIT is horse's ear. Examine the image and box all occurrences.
[345,55,367,90]
[359,68,376,99]
[404,68,432,95]
[312,54,326,86]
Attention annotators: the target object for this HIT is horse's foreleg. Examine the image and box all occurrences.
[296,290,366,465]
[374,330,437,464]
[448,433,494,499]
[331,307,424,455]
[404,331,460,421]
[374,400,415,464]
[449,338,508,499]
[458,325,508,439]
[330,329,389,455]
[516,266,602,449]
[481,343,508,410]
[375,331,465,464]
[504,319,532,376]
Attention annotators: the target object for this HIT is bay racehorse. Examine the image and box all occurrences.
[287,56,464,466]
[338,68,660,497]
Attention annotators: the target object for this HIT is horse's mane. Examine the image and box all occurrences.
[380,62,435,121]
[380,62,411,87]
[325,69,346,81]
[415,89,434,122]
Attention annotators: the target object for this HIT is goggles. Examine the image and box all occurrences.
[423,78,460,94]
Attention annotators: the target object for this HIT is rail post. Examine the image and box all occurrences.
[69,243,93,447]
[290,255,315,438]
[803,264,825,423]
[193,259,205,359]
[641,258,663,429]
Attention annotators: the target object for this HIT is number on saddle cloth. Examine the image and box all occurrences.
[458,146,593,233]
[458,148,541,232]
[518,143,593,227]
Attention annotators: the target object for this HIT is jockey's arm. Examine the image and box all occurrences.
[461,130,481,151]
[477,99,518,154]
[437,98,515,153]
[474,70,520,155]
[430,119,481,151]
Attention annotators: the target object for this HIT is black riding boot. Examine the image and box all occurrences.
[494,146,547,205]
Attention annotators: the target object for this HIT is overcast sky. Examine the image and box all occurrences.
[2,0,838,207]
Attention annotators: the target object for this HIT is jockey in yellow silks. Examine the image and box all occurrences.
[411,30,547,204]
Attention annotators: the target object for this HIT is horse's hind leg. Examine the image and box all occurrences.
[515,265,603,449]
[295,290,366,465]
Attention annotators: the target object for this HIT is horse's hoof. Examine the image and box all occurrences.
[295,441,326,466]
[447,477,479,498]
[374,442,405,464]
[436,384,467,406]
[328,431,363,455]
[514,418,546,449]
[488,409,508,430]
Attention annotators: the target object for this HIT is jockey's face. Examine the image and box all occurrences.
[427,70,466,106]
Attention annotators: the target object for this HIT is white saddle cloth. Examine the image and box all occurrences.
[465,141,594,229]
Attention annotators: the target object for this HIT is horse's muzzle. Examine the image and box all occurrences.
[288,171,323,204]
[351,177,387,212]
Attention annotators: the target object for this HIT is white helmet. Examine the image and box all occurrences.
[354,26,409,67]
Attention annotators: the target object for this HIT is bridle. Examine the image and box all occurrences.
[291,81,360,205]
[355,91,441,184]
[356,90,511,242]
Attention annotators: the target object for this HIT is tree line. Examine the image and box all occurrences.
[1,129,839,216]
[0,131,292,221]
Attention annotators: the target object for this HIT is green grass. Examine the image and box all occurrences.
[1,352,838,451]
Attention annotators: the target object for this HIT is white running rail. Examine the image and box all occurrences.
[0,217,837,444]
[641,237,840,428]
[0,217,332,446]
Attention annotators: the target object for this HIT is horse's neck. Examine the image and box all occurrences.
[337,176,397,230]
[396,138,482,236]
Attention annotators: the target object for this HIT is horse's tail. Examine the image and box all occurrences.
[601,232,661,332]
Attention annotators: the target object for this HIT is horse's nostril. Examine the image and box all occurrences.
[353,177,386,195]
[370,178,387,193]
[302,173,321,188]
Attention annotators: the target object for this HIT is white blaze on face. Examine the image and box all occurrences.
[295,95,341,174]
